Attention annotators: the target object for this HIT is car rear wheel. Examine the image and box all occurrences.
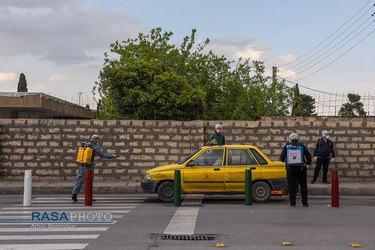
[252,181,271,202]
[158,181,174,203]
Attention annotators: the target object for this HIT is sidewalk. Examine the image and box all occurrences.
[0,181,375,196]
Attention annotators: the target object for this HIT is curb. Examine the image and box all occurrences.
[1,182,375,196]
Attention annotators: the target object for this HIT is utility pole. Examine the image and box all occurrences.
[271,66,277,114]
[78,92,83,106]
[272,66,277,84]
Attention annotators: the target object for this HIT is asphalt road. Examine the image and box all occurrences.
[0,194,374,250]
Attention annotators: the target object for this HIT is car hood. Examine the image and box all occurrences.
[146,164,182,173]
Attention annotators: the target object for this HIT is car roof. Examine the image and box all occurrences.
[201,145,258,150]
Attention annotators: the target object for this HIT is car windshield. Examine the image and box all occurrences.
[179,148,202,164]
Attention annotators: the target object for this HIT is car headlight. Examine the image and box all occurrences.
[145,173,151,180]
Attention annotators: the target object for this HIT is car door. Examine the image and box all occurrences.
[225,148,261,192]
[183,148,225,193]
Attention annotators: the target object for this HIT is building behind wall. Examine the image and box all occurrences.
[0,92,95,119]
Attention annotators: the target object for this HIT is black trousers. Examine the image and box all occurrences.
[313,157,330,182]
[287,166,308,205]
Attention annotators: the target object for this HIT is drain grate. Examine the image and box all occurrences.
[156,234,216,241]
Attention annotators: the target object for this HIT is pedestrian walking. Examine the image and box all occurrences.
[72,134,118,202]
[208,124,226,145]
[280,133,312,207]
[311,130,335,184]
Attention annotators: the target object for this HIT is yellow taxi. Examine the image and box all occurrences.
[141,145,287,202]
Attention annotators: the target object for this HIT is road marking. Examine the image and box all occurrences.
[0,196,142,250]
[2,206,136,210]
[34,197,145,200]
[27,200,140,204]
[164,207,200,235]
[182,194,204,206]
[0,235,100,240]
[0,210,131,214]
[0,214,124,220]
[12,203,140,207]
[0,227,109,232]
[0,221,117,225]
[0,243,88,250]
[0,216,30,219]
[163,195,202,235]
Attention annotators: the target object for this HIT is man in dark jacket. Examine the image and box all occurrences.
[311,130,335,184]
[72,134,117,202]
[208,124,226,145]
[280,133,312,207]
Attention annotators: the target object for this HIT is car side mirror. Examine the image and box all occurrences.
[187,160,196,167]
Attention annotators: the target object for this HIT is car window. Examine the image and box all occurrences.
[227,149,258,165]
[192,149,224,166]
[179,148,201,164]
[250,149,268,165]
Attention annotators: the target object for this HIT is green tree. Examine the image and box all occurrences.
[338,93,366,117]
[17,73,28,92]
[295,94,316,117]
[94,28,292,120]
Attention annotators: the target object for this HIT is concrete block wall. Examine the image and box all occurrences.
[0,117,374,182]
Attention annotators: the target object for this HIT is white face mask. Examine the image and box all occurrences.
[326,135,329,139]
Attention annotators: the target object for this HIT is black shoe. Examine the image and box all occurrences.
[311,179,316,184]
[323,181,330,184]
[92,199,96,201]
[290,204,296,207]
[72,194,77,202]
[303,204,309,207]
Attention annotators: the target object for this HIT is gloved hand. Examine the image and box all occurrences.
[314,156,317,161]
[330,158,335,163]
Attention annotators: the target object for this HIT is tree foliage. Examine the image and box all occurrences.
[295,93,316,117]
[17,73,28,92]
[94,28,292,120]
[338,93,366,117]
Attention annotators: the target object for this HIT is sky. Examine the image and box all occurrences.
[0,0,374,113]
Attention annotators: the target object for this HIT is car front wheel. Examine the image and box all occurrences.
[158,181,174,203]
[252,181,271,202]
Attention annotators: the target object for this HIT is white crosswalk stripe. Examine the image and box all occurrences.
[0,235,100,240]
[2,206,137,210]
[0,196,145,249]
[12,203,140,207]
[0,243,89,250]
[0,215,125,219]
[34,197,145,200]
[0,222,117,225]
[0,210,131,214]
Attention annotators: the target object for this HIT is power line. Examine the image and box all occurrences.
[284,19,375,78]
[278,76,375,100]
[293,27,375,81]
[279,0,374,68]
[279,15,375,76]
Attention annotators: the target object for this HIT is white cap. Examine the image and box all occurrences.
[215,124,222,129]
[322,130,329,138]
[289,133,299,141]
[90,134,100,141]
